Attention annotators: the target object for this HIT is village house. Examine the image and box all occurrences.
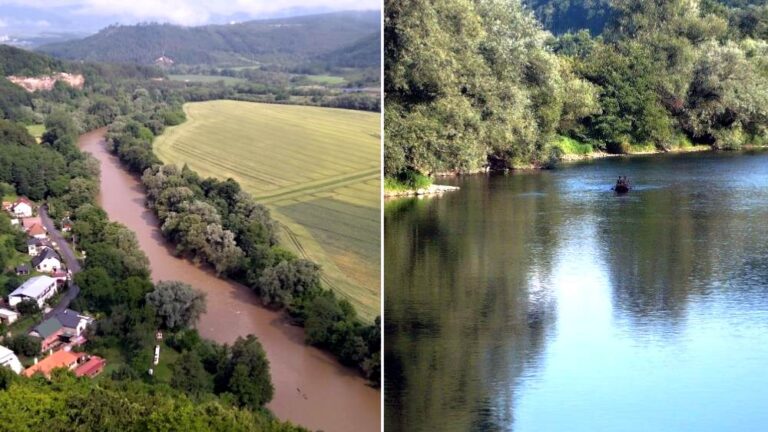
[30,309,93,352]
[10,197,34,218]
[22,349,105,379]
[14,264,29,276]
[32,248,62,273]
[27,223,47,240]
[61,217,73,232]
[20,216,42,230]
[1,201,12,212]
[27,238,46,256]
[0,345,23,374]
[0,308,19,325]
[8,275,58,308]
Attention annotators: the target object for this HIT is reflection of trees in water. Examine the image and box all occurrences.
[597,185,754,328]
[385,174,563,432]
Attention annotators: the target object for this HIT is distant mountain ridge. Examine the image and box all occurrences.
[37,11,381,67]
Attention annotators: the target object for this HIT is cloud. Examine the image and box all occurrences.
[0,0,380,26]
[0,17,6,27]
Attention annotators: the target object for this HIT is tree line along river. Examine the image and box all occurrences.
[79,128,380,432]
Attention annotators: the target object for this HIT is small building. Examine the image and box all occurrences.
[0,345,23,374]
[1,201,12,212]
[27,223,47,240]
[10,218,19,227]
[27,238,45,256]
[74,355,106,378]
[11,197,34,218]
[61,217,73,232]
[32,248,61,273]
[22,349,104,379]
[0,308,20,325]
[29,309,92,352]
[21,216,42,230]
[8,275,58,308]
[15,264,30,275]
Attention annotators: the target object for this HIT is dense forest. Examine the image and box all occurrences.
[37,11,380,68]
[384,0,768,183]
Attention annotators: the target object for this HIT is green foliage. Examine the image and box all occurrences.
[6,333,41,357]
[215,335,274,409]
[0,377,306,431]
[257,259,321,308]
[15,299,41,316]
[385,0,600,175]
[553,135,593,155]
[386,0,768,173]
[146,281,207,330]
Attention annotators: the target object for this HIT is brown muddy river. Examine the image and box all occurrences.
[79,128,380,432]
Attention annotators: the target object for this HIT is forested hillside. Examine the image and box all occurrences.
[384,0,768,181]
[37,11,380,67]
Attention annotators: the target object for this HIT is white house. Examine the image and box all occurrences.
[27,238,45,256]
[0,308,19,325]
[11,198,34,218]
[0,345,23,374]
[8,275,58,308]
[32,248,62,273]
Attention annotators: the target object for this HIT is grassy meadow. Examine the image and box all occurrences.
[167,74,246,85]
[153,100,380,320]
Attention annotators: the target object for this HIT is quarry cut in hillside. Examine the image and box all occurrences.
[6,72,85,92]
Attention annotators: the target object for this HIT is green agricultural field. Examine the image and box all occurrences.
[168,74,246,85]
[154,100,381,320]
[304,74,346,85]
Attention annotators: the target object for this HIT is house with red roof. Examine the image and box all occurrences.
[22,349,105,379]
[27,223,47,240]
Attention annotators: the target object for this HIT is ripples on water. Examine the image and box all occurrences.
[385,151,768,432]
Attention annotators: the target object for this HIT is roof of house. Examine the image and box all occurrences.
[27,223,46,237]
[32,309,85,339]
[21,216,42,227]
[32,248,60,267]
[26,238,44,246]
[9,275,56,299]
[74,356,105,378]
[15,264,29,272]
[0,308,19,318]
[0,345,19,361]
[23,350,84,377]
[32,317,63,339]
[15,197,33,206]
[54,309,83,329]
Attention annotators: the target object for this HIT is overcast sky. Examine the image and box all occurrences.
[0,0,380,35]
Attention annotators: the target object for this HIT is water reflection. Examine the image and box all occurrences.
[386,151,768,431]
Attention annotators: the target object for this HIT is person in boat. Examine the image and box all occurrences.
[614,176,630,192]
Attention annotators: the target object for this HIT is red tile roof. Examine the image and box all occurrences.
[23,350,84,377]
[27,224,46,237]
[74,356,106,378]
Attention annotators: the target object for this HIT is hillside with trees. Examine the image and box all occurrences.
[37,11,381,68]
[384,0,768,183]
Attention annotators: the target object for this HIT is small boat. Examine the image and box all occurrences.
[613,176,630,194]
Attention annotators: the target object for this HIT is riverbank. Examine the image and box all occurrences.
[78,128,380,432]
[384,183,460,198]
[558,144,713,162]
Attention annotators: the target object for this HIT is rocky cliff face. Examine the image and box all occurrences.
[6,72,85,92]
